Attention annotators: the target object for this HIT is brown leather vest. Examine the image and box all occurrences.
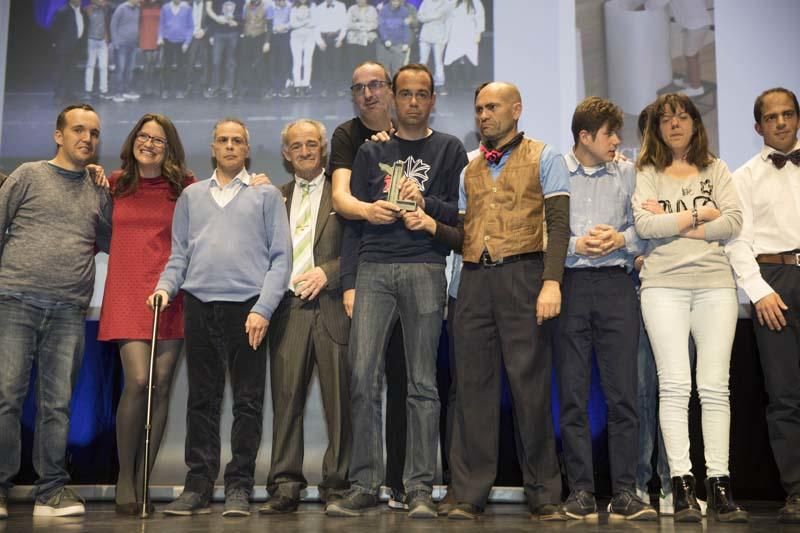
[462,138,546,263]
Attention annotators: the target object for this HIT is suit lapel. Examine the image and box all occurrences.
[314,180,332,247]
[283,181,294,218]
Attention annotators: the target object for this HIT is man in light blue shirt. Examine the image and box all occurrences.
[151,117,291,518]
[554,97,655,521]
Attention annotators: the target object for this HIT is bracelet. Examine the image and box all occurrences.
[691,207,699,229]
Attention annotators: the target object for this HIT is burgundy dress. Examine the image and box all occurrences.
[98,172,194,341]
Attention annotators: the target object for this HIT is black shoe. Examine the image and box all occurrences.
[531,503,567,521]
[325,491,378,517]
[560,489,598,520]
[437,490,456,516]
[258,495,298,515]
[705,477,748,522]
[407,490,436,519]
[607,489,658,521]
[448,502,481,520]
[672,475,702,522]
[780,494,800,524]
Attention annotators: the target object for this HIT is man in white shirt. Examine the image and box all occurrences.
[725,87,800,524]
[313,0,347,97]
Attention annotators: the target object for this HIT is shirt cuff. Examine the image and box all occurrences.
[740,274,774,304]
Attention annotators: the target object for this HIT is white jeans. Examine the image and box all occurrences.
[418,40,445,87]
[290,29,316,88]
[640,287,737,478]
[85,38,108,93]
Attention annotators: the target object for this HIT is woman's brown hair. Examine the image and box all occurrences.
[636,93,714,172]
[115,113,189,199]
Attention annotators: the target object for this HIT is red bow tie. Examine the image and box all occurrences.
[769,149,800,169]
[480,144,503,164]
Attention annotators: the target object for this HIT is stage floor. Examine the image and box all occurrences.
[1,501,797,533]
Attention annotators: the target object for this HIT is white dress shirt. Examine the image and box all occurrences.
[725,139,800,303]
[73,5,85,39]
[313,0,347,36]
[209,168,250,207]
[289,171,326,249]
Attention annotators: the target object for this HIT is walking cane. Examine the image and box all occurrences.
[141,293,162,519]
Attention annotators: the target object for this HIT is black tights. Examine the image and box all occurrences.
[115,339,182,505]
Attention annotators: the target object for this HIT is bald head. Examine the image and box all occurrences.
[477,82,522,106]
[474,82,523,147]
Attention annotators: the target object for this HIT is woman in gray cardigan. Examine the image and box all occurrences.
[633,93,747,524]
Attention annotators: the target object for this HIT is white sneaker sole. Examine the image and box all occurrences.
[162,507,211,516]
[32,503,85,517]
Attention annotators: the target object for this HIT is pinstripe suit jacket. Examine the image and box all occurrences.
[281,177,350,345]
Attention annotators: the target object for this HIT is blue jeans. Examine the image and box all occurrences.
[0,296,85,500]
[348,262,446,495]
[115,44,138,95]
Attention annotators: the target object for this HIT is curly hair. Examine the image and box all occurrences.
[115,113,189,200]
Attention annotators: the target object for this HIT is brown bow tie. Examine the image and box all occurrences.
[769,149,800,169]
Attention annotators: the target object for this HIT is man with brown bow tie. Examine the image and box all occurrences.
[259,119,351,515]
[725,87,800,524]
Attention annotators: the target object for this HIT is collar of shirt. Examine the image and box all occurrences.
[760,138,800,162]
[210,167,250,189]
[294,170,325,190]
[565,148,615,177]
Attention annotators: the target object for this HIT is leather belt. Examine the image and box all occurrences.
[479,251,541,267]
[756,252,800,266]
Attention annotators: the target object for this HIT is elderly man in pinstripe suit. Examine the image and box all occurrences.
[259,119,351,515]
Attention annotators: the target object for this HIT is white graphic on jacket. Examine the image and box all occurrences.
[380,156,431,193]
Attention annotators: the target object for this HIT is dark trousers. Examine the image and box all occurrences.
[268,32,291,92]
[316,33,344,92]
[161,40,185,93]
[185,36,210,93]
[209,32,238,92]
[449,257,561,510]
[237,33,267,95]
[266,294,350,500]
[384,322,406,493]
[53,40,82,97]
[553,267,639,494]
[753,263,800,495]
[183,293,266,497]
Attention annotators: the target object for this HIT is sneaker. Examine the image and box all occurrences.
[122,92,140,101]
[437,489,456,516]
[258,494,298,515]
[32,487,85,517]
[608,489,658,521]
[204,88,217,99]
[780,494,800,524]
[636,487,650,504]
[162,491,211,516]
[532,503,567,521]
[222,489,250,517]
[680,85,705,98]
[98,92,113,100]
[659,489,674,515]
[112,94,126,103]
[1,491,8,519]
[673,76,687,87]
[560,489,598,520]
[325,490,379,517]
[407,490,436,519]
[448,502,480,520]
[387,488,408,510]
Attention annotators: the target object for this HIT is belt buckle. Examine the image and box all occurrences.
[481,253,500,267]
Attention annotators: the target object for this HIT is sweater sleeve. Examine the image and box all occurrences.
[156,192,190,297]
[543,194,569,283]
[423,141,466,225]
[700,160,743,242]
[633,166,681,239]
[250,188,292,320]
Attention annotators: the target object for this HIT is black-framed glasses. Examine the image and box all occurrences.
[350,80,390,95]
[136,132,167,148]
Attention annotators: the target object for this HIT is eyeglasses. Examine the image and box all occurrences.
[350,80,390,95]
[136,132,167,148]
[396,90,432,102]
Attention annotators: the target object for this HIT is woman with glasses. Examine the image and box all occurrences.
[98,114,195,514]
[633,93,747,523]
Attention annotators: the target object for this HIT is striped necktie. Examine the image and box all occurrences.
[291,181,316,292]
